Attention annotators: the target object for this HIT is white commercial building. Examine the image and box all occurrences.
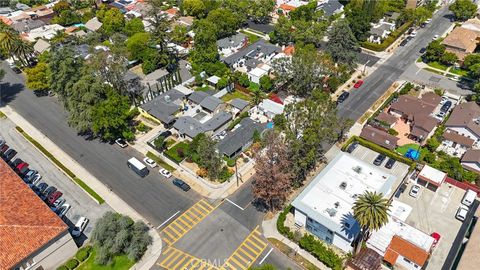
[292,153,397,252]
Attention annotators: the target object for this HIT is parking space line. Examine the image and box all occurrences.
[226,198,245,211]
[258,248,273,265]
[157,211,180,229]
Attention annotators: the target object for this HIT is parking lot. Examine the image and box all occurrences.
[397,180,467,270]
[0,117,111,245]
[349,145,410,182]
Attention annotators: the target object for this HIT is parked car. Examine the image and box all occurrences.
[0,144,9,156]
[115,138,128,148]
[158,130,172,139]
[441,101,452,112]
[440,96,448,104]
[436,111,446,119]
[373,154,386,166]
[337,91,350,104]
[410,31,417,37]
[400,39,409,46]
[15,162,29,175]
[433,34,439,40]
[143,157,157,168]
[395,183,407,198]
[50,197,66,212]
[385,158,396,169]
[71,217,89,237]
[2,149,17,162]
[0,139,5,148]
[10,158,22,168]
[431,232,441,248]
[160,168,172,178]
[56,203,71,217]
[10,65,21,74]
[34,182,48,195]
[23,170,38,183]
[33,90,48,97]
[346,142,358,153]
[354,80,364,88]
[41,186,57,201]
[419,47,426,54]
[426,18,432,24]
[456,205,469,221]
[29,174,42,187]
[172,178,190,191]
[409,184,421,198]
[47,191,63,206]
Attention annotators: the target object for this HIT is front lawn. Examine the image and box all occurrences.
[240,30,260,44]
[76,248,134,270]
[164,142,190,163]
[248,81,260,91]
[450,67,469,77]
[424,67,444,75]
[221,90,252,102]
[396,143,420,155]
[427,61,448,71]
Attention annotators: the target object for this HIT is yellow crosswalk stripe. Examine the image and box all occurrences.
[182,212,195,222]
[199,200,214,211]
[167,224,183,236]
[234,253,250,264]
[188,260,201,270]
[195,202,210,213]
[171,256,189,269]
[179,258,194,270]
[162,251,182,267]
[220,226,268,270]
[229,256,246,268]
[237,249,255,261]
[245,239,263,252]
[178,217,191,227]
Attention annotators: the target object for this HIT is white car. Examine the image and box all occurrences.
[426,18,432,24]
[456,205,469,221]
[410,31,417,37]
[72,217,89,237]
[159,168,172,178]
[56,204,71,217]
[409,184,421,198]
[433,34,439,40]
[115,138,128,148]
[143,157,157,168]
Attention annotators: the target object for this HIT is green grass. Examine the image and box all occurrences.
[146,151,175,172]
[0,111,6,118]
[164,142,189,164]
[248,82,259,91]
[76,248,134,270]
[424,67,443,75]
[221,90,252,102]
[239,30,260,44]
[450,67,468,76]
[427,61,448,71]
[15,126,105,204]
[396,143,420,155]
[195,85,214,92]
[416,57,423,63]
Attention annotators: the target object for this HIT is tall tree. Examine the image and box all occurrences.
[206,8,240,38]
[190,19,219,70]
[25,62,50,91]
[450,0,477,21]
[353,191,390,254]
[346,8,371,41]
[249,0,275,23]
[252,130,293,210]
[326,19,358,68]
[100,7,125,35]
[183,0,207,18]
[48,47,83,103]
[123,17,145,36]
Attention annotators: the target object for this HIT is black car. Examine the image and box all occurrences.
[172,178,191,192]
[373,154,386,166]
[33,90,48,97]
[0,144,9,155]
[441,101,452,112]
[34,182,48,195]
[11,66,22,74]
[10,158,23,168]
[3,149,17,162]
[395,183,407,198]
[337,92,350,104]
[400,39,408,47]
[159,130,172,139]
[419,47,426,54]
[346,142,358,153]
[385,158,396,169]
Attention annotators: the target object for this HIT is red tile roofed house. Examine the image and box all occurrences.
[462,149,480,174]
[278,4,296,14]
[384,235,431,270]
[360,125,399,150]
[445,102,480,144]
[0,159,77,270]
[0,16,13,25]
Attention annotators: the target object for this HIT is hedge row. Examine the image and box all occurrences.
[276,205,343,270]
[57,246,93,270]
[15,126,105,204]
[345,136,415,166]
[146,151,176,172]
[361,21,413,52]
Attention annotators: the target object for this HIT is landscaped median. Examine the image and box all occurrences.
[15,126,105,204]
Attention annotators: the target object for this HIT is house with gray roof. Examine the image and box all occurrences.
[229,98,250,117]
[318,0,344,17]
[222,40,281,69]
[33,39,50,54]
[200,96,224,113]
[11,19,45,33]
[368,20,396,44]
[217,33,247,57]
[139,89,186,125]
[217,118,265,158]
[174,112,232,139]
[188,91,210,105]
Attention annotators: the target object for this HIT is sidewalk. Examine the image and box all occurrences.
[262,214,329,270]
[0,105,162,270]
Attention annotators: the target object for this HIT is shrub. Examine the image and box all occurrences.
[154,136,166,150]
[225,157,236,167]
[361,21,412,52]
[146,151,175,171]
[399,82,414,95]
[218,167,234,183]
[57,266,68,270]
[75,247,90,262]
[387,128,399,136]
[65,259,79,269]
[299,235,343,270]
[277,205,294,240]
[352,136,414,165]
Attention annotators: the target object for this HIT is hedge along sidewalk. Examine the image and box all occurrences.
[1,106,144,221]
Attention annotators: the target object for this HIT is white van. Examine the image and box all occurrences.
[462,189,477,207]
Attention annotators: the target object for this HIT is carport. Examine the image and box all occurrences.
[416,165,446,192]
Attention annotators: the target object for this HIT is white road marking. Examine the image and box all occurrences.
[259,248,273,265]
[225,198,245,211]
[416,68,421,75]
[157,211,180,229]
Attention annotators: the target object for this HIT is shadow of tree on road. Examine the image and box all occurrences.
[0,82,24,107]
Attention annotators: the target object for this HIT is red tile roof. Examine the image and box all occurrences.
[279,4,296,11]
[384,235,430,266]
[0,159,67,269]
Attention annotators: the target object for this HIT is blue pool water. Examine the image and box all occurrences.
[405,148,420,160]
[266,122,274,129]
[73,23,85,27]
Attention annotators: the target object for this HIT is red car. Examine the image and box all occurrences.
[47,191,63,206]
[431,232,441,248]
[15,162,29,175]
[354,80,364,88]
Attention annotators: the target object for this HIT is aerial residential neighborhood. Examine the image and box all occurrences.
[3,0,480,270]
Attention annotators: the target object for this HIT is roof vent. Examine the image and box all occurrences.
[352,166,362,173]
[334,202,340,208]
[326,208,337,217]
[339,182,347,190]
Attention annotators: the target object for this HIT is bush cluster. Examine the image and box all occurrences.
[75,246,92,262]
[65,259,79,269]
[361,21,413,52]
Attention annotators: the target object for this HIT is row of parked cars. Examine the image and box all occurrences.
[0,138,88,238]
[346,142,397,169]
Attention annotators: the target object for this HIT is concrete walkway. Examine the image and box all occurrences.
[262,214,330,270]
[0,105,162,270]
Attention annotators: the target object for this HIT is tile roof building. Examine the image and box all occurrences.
[0,159,77,270]
[360,125,399,150]
[442,27,480,61]
[445,102,480,143]
[375,111,397,127]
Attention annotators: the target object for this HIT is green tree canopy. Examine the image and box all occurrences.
[123,17,145,36]
[326,19,358,68]
[25,62,50,91]
[101,7,125,35]
[425,40,446,62]
[450,0,477,21]
[183,0,207,18]
[248,0,275,23]
[206,8,240,38]
[259,75,273,91]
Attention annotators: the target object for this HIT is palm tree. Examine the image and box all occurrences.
[352,191,390,254]
[12,39,33,67]
[0,29,19,59]
[251,88,264,105]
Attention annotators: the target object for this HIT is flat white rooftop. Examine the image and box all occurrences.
[292,153,397,234]
[418,164,446,185]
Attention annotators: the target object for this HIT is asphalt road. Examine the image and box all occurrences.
[0,62,200,226]
[337,7,455,122]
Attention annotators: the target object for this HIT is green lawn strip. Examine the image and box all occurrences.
[449,68,469,76]
[239,30,260,44]
[146,151,176,172]
[395,143,420,155]
[76,247,134,270]
[424,67,443,75]
[0,111,6,118]
[267,238,321,270]
[427,61,448,71]
[164,141,189,163]
[221,90,252,102]
[15,126,105,204]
